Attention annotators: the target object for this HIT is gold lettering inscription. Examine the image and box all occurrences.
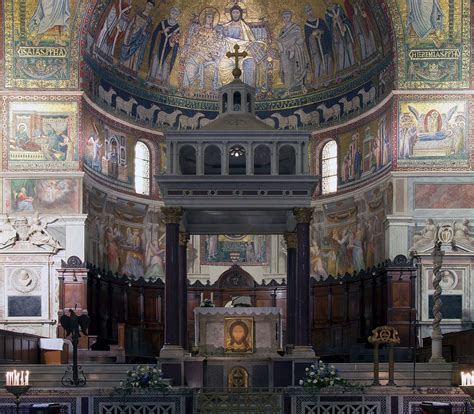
[16,47,68,58]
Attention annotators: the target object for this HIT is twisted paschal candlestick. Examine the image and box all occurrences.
[429,239,445,363]
[431,241,444,336]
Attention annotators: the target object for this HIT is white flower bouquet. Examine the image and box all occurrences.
[116,365,169,394]
[298,360,348,389]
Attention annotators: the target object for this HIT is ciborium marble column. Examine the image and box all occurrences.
[292,207,315,357]
[160,207,185,357]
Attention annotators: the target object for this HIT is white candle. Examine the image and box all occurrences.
[200,293,203,303]
[25,371,29,386]
[20,371,24,386]
[6,372,10,386]
[210,292,214,302]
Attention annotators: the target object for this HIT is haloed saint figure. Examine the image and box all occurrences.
[224,318,253,353]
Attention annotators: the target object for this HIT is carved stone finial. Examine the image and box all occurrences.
[179,232,190,247]
[293,207,314,224]
[284,233,297,249]
[161,207,183,224]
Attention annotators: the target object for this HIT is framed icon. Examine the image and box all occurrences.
[224,317,253,353]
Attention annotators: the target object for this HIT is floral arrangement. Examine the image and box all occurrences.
[116,365,169,394]
[200,298,215,307]
[299,360,348,389]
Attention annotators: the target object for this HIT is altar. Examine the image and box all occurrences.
[194,307,283,356]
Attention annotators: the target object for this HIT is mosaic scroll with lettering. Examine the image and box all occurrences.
[387,0,470,88]
[3,0,86,88]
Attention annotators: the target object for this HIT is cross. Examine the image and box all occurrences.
[226,44,248,79]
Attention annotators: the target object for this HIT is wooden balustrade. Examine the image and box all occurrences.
[87,256,417,360]
[0,330,41,364]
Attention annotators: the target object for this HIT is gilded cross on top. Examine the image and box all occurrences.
[226,44,248,79]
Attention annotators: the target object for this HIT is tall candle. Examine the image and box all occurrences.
[200,293,203,303]
[210,292,214,302]
[25,371,29,386]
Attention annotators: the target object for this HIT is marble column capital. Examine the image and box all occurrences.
[161,207,183,224]
[284,233,298,249]
[179,232,190,247]
[293,207,314,224]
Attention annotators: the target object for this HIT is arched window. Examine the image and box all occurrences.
[254,145,271,175]
[204,145,221,175]
[321,140,337,195]
[135,141,150,195]
[233,92,241,111]
[179,145,197,175]
[279,145,296,175]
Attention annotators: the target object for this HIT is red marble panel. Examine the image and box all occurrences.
[415,184,474,209]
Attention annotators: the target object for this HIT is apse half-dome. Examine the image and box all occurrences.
[82,0,394,130]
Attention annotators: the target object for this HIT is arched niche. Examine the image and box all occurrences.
[278,145,295,175]
[233,91,241,111]
[222,93,228,113]
[247,93,252,113]
[217,265,256,289]
[229,145,246,175]
[179,144,197,175]
[254,144,271,175]
[204,145,221,175]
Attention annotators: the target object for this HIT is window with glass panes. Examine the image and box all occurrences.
[321,140,337,195]
[135,141,150,195]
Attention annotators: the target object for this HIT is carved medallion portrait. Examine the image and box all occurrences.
[11,268,39,293]
[224,317,253,354]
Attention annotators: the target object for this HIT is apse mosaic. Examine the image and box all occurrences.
[3,0,85,88]
[202,235,269,266]
[4,178,81,214]
[336,109,392,189]
[7,101,79,170]
[83,0,394,129]
[389,0,470,88]
[397,99,469,168]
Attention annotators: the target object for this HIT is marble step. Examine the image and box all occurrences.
[0,362,456,388]
[0,364,170,388]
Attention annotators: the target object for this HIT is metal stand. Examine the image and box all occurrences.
[5,385,30,414]
[61,331,86,386]
[60,308,90,387]
[368,326,400,386]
